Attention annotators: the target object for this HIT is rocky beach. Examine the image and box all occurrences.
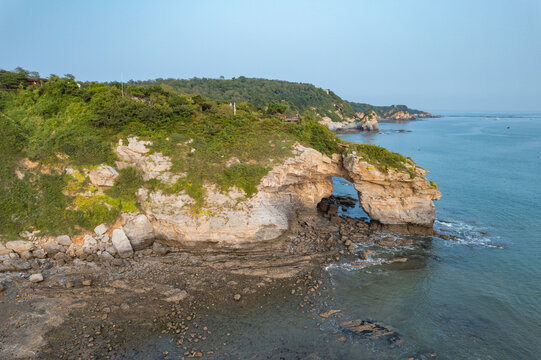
[0,197,444,359]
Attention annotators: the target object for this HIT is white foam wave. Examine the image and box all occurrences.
[434,219,504,248]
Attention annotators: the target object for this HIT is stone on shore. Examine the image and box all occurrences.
[0,243,12,256]
[163,289,188,303]
[33,249,46,259]
[6,240,35,254]
[56,235,72,246]
[82,235,98,254]
[320,309,341,318]
[98,251,115,261]
[0,259,32,272]
[376,237,395,248]
[29,273,44,283]
[94,224,108,236]
[112,228,134,258]
[122,214,155,250]
[152,242,170,256]
[43,239,65,257]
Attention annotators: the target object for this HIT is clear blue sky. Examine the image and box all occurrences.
[1,0,540,112]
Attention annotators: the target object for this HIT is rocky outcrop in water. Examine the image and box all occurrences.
[356,110,379,131]
[114,139,440,250]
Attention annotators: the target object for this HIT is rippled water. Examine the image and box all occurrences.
[331,113,541,359]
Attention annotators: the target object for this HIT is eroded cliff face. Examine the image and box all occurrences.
[124,144,345,250]
[114,139,440,250]
[342,154,441,226]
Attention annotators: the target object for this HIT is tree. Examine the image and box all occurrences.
[265,101,288,115]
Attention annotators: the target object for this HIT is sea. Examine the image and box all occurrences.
[145,113,541,359]
[329,113,541,359]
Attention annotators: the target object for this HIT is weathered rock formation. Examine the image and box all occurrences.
[357,111,379,131]
[114,139,440,251]
[318,111,379,132]
[89,165,119,187]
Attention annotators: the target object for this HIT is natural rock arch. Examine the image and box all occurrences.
[116,141,441,250]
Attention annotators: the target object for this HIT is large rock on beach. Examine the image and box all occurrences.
[0,259,32,272]
[55,235,72,246]
[122,214,155,250]
[94,224,108,236]
[112,228,134,258]
[0,243,12,256]
[6,240,35,254]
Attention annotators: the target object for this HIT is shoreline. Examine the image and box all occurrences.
[0,206,447,359]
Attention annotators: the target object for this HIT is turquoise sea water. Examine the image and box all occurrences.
[330,114,541,359]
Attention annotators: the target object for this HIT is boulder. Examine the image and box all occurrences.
[376,237,395,248]
[0,243,13,256]
[122,214,155,250]
[359,250,369,260]
[105,244,117,256]
[112,228,133,258]
[6,240,35,254]
[98,251,115,261]
[163,289,188,303]
[152,241,170,256]
[82,235,98,254]
[33,249,46,259]
[56,235,72,246]
[29,273,44,283]
[319,309,341,318]
[43,240,65,257]
[20,251,33,260]
[0,259,32,272]
[94,224,108,236]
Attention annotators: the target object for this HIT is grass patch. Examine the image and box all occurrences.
[216,163,270,197]
[105,167,144,205]
[349,144,416,177]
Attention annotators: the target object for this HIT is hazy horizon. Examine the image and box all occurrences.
[1,0,540,113]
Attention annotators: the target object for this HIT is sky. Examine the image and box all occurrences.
[1,0,540,112]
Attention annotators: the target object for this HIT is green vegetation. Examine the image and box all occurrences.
[0,67,40,89]
[0,68,413,239]
[349,144,416,177]
[430,181,438,189]
[129,77,356,122]
[105,168,144,204]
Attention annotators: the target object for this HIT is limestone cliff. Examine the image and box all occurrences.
[114,139,440,250]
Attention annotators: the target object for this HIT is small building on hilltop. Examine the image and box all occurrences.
[283,114,300,122]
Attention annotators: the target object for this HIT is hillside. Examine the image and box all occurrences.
[131,77,436,124]
[0,69,414,240]
[130,77,356,122]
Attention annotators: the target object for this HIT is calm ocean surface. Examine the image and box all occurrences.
[147,114,541,359]
[330,113,541,359]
